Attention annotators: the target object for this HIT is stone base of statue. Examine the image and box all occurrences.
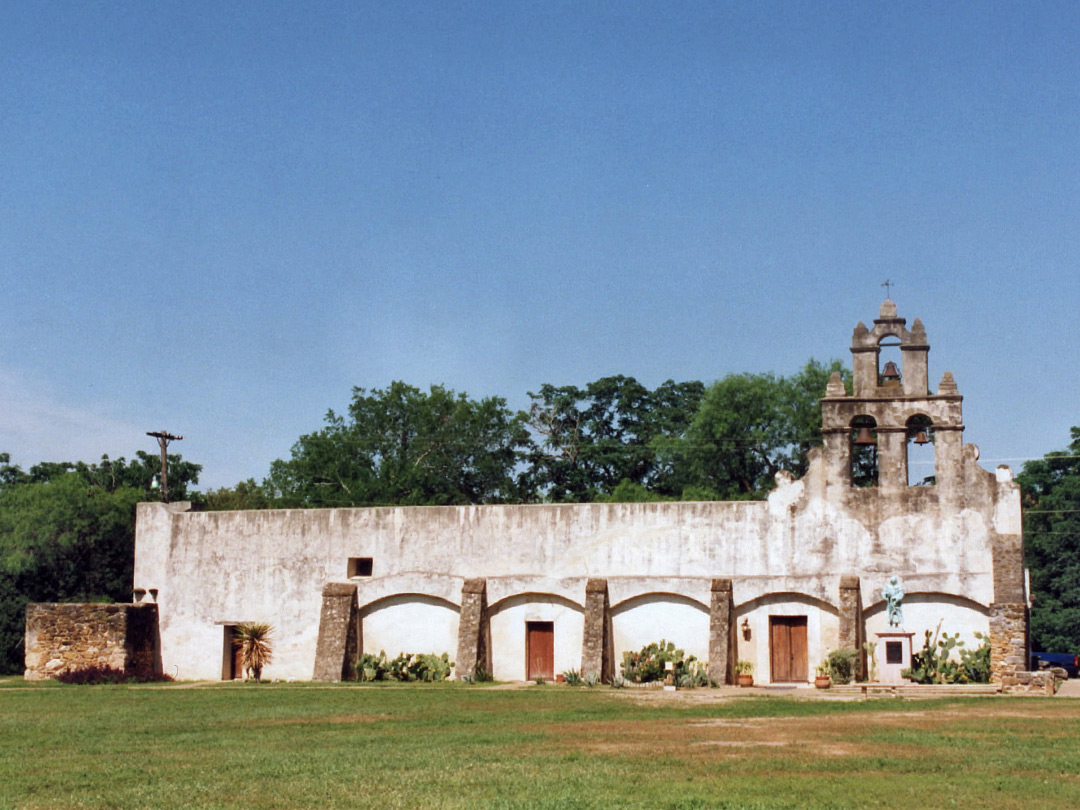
[876,632,915,684]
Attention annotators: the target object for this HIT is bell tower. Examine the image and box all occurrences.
[820,300,965,492]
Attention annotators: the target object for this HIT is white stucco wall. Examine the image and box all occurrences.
[864,594,990,654]
[610,594,710,666]
[732,595,839,684]
[360,595,460,661]
[133,452,1016,681]
[487,594,584,681]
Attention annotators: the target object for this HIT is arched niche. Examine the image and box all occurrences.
[865,591,990,652]
[878,336,903,389]
[734,591,839,685]
[610,592,709,665]
[360,593,460,659]
[905,414,935,486]
[850,415,878,488]
[487,592,584,682]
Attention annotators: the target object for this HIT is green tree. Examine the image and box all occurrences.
[666,359,848,499]
[2,452,201,501]
[202,479,273,511]
[0,475,143,673]
[266,382,532,507]
[0,451,201,673]
[525,376,704,501]
[1018,427,1080,653]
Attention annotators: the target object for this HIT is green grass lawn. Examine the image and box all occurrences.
[1,681,1078,810]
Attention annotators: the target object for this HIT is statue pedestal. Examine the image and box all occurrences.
[876,632,915,684]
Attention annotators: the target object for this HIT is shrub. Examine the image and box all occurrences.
[357,651,389,682]
[903,623,991,684]
[355,651,454,682]
[958,632,991,683]
[55,666,127,685]
[472,663,493,682]
[827,648,859,684]
[54,666,173,685]
[233,622,273,682]
[563,668,583,686]
[676,662,711,688]
[621,639,704,684]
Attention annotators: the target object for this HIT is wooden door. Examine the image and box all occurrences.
[769,616,808,682]
[526,621,554,681]
[232,638,245,680]
[223,626,244,680]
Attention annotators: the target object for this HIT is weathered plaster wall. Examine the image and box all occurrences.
[488,594,584,680]
[360,595,460,663]
[611,594,710,665]
[733,594,839,681]
[134,448,1012,681]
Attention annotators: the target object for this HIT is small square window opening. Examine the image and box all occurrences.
[347,557,373,578]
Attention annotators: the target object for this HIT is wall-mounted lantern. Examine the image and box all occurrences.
[741,618,751,640]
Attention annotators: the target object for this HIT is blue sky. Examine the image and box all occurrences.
[2,2,1078,490]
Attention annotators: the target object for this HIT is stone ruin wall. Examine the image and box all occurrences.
[24,602,161,681]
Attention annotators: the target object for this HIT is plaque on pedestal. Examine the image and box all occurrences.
[876,631,915,684]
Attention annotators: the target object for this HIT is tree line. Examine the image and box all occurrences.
[0,452,201,674]
[253,359,845,509]
[1,360,1078,673]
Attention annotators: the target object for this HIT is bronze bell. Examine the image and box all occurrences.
[881,361,901,380]
[854,426,877,445]
[912,429,930,445]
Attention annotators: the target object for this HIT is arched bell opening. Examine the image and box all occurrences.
[906,414,935,486]
[850,416,878,488]
[877,338,902,389]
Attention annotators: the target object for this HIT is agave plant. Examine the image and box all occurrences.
[233,623,274,682]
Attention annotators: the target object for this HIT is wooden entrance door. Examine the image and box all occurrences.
[222,626,245,680]
[769,616,808,682]
[526,621,554,681]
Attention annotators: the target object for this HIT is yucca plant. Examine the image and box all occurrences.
[233,623,274,682]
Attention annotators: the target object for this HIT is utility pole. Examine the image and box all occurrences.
[146,431,183,503]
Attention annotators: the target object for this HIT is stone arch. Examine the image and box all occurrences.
[359,593,460,660]
[355,573,463,609]
[878,334,903,387]
[487,592,585,682]
[864,591,991,652]
[736,590,839,615]
[610,591,710,613]
[850,415,879,488]
[734,591,839,684]
[904,413,935,486]
[487,591,584,614]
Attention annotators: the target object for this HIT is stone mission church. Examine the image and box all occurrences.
[27,301,1036,689]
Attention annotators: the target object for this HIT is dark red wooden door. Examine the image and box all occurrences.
[769,616,808,682]
[223,626,244,680]
[232,639,244,680]
[526,621,554,681]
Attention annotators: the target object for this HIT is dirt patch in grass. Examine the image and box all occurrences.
[243,713,386,727]
[524,698,1080,767]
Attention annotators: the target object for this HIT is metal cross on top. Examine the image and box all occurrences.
[881,279,895,299]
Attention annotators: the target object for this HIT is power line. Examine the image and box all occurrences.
[146,431,183,503]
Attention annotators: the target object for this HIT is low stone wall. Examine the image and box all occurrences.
[24,603,161,681]
[999,669,1060,695]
